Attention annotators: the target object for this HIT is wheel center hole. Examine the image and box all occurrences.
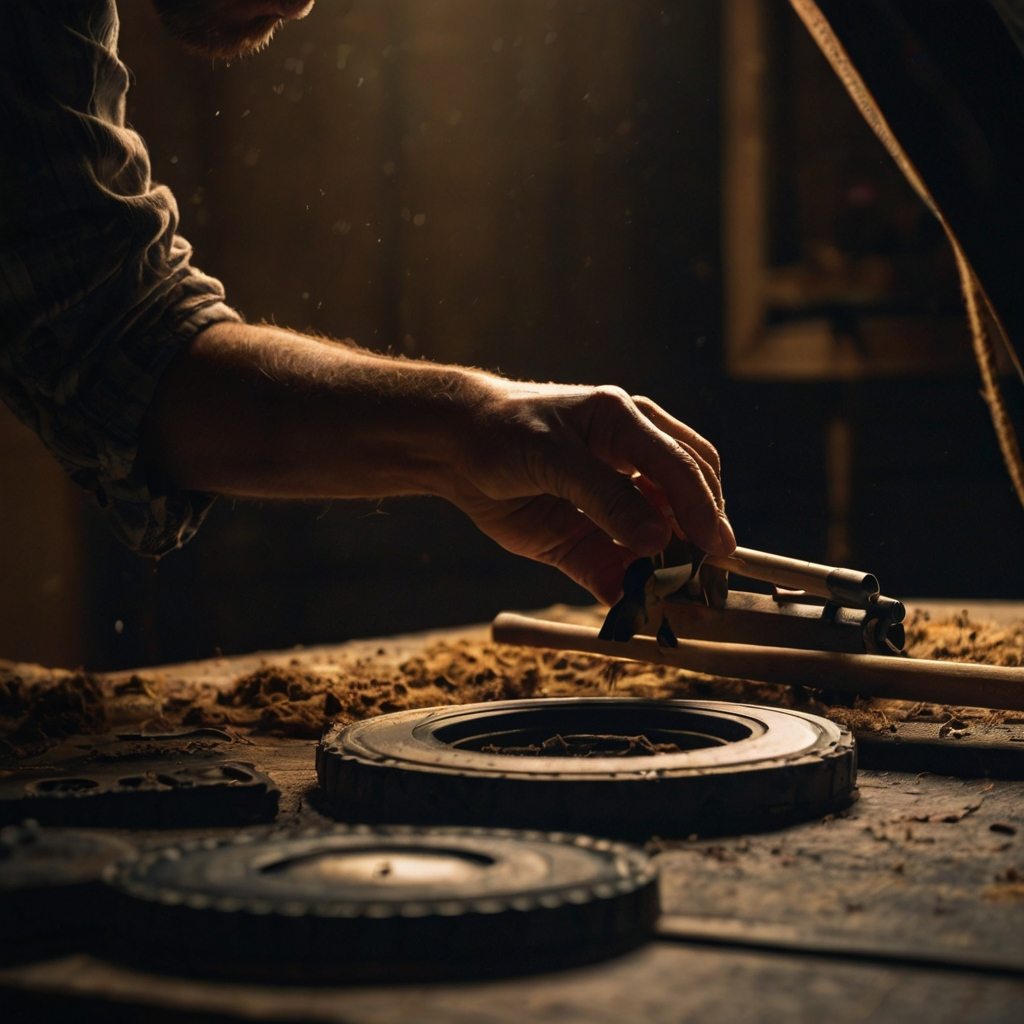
[434,707,755,756]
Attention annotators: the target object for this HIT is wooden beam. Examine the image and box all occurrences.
[492,612,1024,711]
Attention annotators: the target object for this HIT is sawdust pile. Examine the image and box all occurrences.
[905,609,1024,666]
[0,669,106,757]
[1,609,1022,756]
[187,641,836,739]
[198,644,545,739]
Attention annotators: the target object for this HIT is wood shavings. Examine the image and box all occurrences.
[905,609,1024,666]
[0,669,106,758]
[2,609,1023,756]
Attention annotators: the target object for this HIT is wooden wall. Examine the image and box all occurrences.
[76,0,725,669]
[120,0,722,389]
[3,0,1019,669]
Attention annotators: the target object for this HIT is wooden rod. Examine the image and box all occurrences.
[491,613,1024,712]
[703,546,878,606]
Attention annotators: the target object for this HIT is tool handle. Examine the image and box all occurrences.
[704,547,879,607]
[492,613,1024,711]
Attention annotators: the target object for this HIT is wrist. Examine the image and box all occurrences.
[398,362,498,497]
[324,352,495,498]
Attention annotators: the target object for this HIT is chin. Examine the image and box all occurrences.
[277,1,316,18]
[152,1,316,61]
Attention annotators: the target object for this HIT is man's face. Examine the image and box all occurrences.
[150,0,315,60]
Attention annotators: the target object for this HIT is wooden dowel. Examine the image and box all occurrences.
[491,613,1024,712]
[703,546,878,606]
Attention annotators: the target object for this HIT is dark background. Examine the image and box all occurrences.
[2,0,1022,671]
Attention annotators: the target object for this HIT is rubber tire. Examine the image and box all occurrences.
[105,825,659,982]
[317,698,857,839]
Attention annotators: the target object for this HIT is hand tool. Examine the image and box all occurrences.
[598,542,906,656]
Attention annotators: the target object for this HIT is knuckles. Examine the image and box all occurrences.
[631,392,723,478]
[583,384,634,414]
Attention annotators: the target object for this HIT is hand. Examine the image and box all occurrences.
[441,377,735,605]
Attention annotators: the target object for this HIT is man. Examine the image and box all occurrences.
[0,0,735,609]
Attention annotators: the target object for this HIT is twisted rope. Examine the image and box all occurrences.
[955,250,1024,508]
[791,0,1024,510]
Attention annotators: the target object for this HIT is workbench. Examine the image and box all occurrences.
[2,605,1023,1022]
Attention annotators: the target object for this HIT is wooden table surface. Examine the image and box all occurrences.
[3,606,1024,1022]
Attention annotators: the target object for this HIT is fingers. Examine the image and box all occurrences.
[627,433,727,554]
[631,395,722,480]
[578,390,733,555]
[534,433,673,556]
[629,397,727,525]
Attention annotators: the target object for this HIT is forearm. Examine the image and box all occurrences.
[140,318,734,603]
[139,321,481,499]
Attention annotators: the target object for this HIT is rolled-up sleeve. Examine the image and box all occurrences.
[0,0,239,555]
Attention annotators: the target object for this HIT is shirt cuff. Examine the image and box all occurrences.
[84,296,241,558]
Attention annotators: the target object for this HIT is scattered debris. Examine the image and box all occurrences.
[2,611,1023,759]
[985,866,1024,903]
[480,733,684,757]
[0,670,106,759]
[905,610,1024,666]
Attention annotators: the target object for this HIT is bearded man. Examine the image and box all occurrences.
[0,1,734,607]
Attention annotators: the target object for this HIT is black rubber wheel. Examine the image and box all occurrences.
[0,761,279,828]
[0,823,136,962]
[318,698,856,839]
[104,825,659,982]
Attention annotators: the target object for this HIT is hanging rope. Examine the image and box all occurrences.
[954,249,1024,508]
[790,0,1024,511]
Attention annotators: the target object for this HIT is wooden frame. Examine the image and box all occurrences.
[721,0,973,381]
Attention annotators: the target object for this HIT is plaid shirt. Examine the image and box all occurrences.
[0,0,239,556]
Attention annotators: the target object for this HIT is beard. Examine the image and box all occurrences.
[150,1,314,61]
